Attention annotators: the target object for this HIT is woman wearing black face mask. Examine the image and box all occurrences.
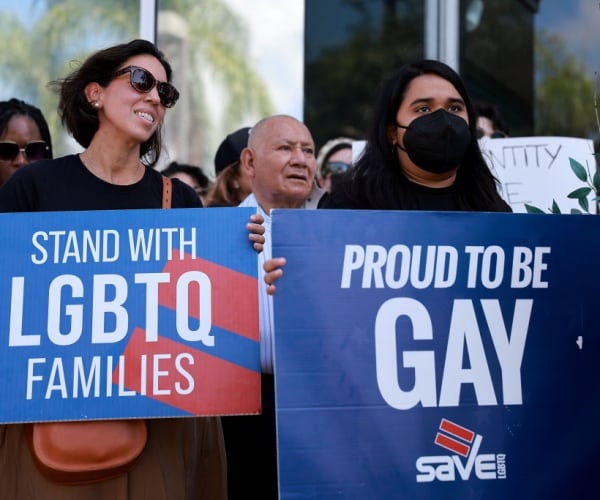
[319,59,511,212]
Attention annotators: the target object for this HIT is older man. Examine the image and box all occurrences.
[223,115,323,499]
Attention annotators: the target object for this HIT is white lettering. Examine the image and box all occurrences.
[48,274,84,346]
[91,274,129,344]
[375,297,437,409]
[9,277,40,346]
[176,271,214,346]
[439,301,497,406]
[341,244,458,289]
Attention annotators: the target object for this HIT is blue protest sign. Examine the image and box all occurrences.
[272,209,599,499]
[0,207,260,423]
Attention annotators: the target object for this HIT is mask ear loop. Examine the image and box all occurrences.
[393,122,409,154]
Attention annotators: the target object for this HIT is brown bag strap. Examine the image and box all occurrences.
[162,175,172,208]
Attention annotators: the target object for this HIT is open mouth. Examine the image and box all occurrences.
[135,111,154,123]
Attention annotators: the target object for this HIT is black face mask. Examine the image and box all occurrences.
[396,109,471,174]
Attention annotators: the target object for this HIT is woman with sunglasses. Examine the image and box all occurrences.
[0,39,263,500]
[315,136,353,193]
[0,98,53,185]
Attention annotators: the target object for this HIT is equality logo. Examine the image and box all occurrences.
[415,418,507,482]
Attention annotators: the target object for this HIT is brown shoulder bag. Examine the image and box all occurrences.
[27,419,148,485]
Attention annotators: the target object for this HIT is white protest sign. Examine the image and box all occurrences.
[352,140,366,164]
[479,136,596,214]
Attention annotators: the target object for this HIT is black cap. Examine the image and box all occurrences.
[214,127,251,175]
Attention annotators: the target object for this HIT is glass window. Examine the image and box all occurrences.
[460,0,536,136]
[0,0,140,157]
[156,0,304,173]
[533,0,599,142]
[304,0,425,148]
[461,0,600,142]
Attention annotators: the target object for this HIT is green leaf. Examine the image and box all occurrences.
[524,204,546,214]
[551,200,562,214]
[570,208,583,214]
[579,196,590,212]
[567,187,592,199]
[593,170,600,191]
[569,157,588,182]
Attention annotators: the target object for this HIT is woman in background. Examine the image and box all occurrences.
[0,98,53,185]
[205,126,253,206]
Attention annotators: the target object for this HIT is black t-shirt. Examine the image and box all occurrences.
[319,176,512,212]
[0,154,202,212]
[320,181,460,210]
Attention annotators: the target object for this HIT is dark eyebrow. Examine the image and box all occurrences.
[408,97,433,106]
[447,97,466,106]
[408,97,465,106]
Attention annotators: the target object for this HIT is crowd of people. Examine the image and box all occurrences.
[0,38,513,500]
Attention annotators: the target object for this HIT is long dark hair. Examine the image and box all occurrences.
[342,59,507,211]
[50,39,174,167]
[0,98,53,159]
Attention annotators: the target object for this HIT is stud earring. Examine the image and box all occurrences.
[91,101,100,109]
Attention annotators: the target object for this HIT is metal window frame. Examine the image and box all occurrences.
[425,0,460,71]
[139,0,156,42]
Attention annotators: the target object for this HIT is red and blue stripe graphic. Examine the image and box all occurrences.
[434,418,475,457]
[113,250,260,416]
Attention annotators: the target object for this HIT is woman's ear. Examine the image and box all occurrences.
[84,82,103,108]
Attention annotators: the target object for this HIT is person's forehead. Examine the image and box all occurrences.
[403,73,461,102]
[264,119,313,144]
[0,115,42,141]
[327,147,352,163]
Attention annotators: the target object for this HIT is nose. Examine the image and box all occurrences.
[145,85,161,104]
[13,149,28,166]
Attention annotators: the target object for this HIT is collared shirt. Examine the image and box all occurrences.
[239,183,324,373]
[239,193,274,373]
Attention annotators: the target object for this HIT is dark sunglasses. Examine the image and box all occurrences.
[324,161,351,175]
[0,140,49,162]
[113,65,180,108]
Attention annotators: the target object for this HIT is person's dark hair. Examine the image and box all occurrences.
[341,59,506,211]
[50,39,174,167]
[474,100,510,137]
[214,127,251,175]
[0,98,53,159]
[161,161,211,190]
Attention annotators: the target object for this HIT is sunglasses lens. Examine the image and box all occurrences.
[326,162,350,174]
[128,67,178,107]
[157,83,179,108]
[0,142,19,161]
[25,141,48,161]
[130,68,155,92]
